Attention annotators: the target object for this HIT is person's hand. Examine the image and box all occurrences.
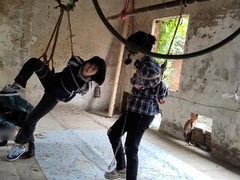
[134,83,142,90]
[133,71,140,77]
[158,98,165,104]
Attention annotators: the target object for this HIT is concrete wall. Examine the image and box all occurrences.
[1,0,240,166]
[0,0,125,111]
[161,1,240,165]
[118,0,240,165]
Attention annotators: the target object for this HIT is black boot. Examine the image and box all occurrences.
[20,143,35,159]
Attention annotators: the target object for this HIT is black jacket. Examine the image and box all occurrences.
[51,56,91,102]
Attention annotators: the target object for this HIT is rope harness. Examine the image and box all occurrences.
[108,0,186,171]
[37,4,74,77]
[37,2,101,98]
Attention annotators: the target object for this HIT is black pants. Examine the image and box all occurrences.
[14,58,58,144]
[16,111,35,144]
[107,111,154,180]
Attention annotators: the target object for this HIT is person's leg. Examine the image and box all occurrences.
[107,112,128,170]
[14,57,52,89]
[125,113,154,180]
[28,136,35,144]
[6,92,58,161]
[13,110,35,159]
[0,58,52,95]
[20,136,35,159]
[104,112,131,179]
[16,92,57,144]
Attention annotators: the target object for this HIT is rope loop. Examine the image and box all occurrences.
[41,2,75,70]
[55,0,78,11]
[119,0,129,21]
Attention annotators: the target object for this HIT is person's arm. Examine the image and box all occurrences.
[77,82,90,96]
[131,60,161,90]
[157,81,168,103]
[130,72,144,89]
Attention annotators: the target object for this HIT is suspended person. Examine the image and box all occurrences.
[0,55,106,161]
[104,31,168,180]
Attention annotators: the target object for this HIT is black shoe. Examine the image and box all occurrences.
[20,143,35,159]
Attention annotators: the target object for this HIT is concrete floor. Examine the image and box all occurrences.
[0,107,240,180]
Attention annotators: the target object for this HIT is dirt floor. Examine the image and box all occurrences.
[0,107,240,180]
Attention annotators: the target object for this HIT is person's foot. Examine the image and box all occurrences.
[0,85,20,96]
[104,168,126,179]
[6,145,25,161]
[20,143,35,159]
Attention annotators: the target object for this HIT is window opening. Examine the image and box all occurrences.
[152,15,189,91]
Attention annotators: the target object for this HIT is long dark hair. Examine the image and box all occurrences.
[85,56,106,85]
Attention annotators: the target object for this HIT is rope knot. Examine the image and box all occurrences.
[119,0,129,21]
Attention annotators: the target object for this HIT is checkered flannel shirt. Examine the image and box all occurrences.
[127,56,168,116]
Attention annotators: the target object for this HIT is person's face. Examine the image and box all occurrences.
[82,63,98,77]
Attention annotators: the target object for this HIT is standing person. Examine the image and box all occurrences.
[0,55,106,161]
[104,31,168,180]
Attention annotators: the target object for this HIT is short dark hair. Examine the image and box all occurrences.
[127,31,156,51]
[85,56,106,85]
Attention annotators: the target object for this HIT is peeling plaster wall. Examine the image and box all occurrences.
[118,0,240,165]
[0,0,124,111]
[160,1,240,165]
[0,1,34,76]
[1,0,240,166]
[171,1,240,165]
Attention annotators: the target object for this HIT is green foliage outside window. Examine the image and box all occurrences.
[156,16,189,87]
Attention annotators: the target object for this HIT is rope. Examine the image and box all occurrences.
[67,10,74,57]
[56,0,78,11]
[108,110,128,171]
[131,26,181,81]
[92,0,240,59]
[38,3,75,71]
[39,5,65,70]
[119,0,129,21]
[49,7,65,70]
[161,0,186,78]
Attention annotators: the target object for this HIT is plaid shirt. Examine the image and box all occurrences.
[127,56,168,116]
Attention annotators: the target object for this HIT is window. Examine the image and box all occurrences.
[152,15,189,91]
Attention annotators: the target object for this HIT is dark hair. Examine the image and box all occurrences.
[127,31,156,51]
[85,56,106,85]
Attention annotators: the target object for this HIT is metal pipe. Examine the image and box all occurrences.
[107,0,215,20]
